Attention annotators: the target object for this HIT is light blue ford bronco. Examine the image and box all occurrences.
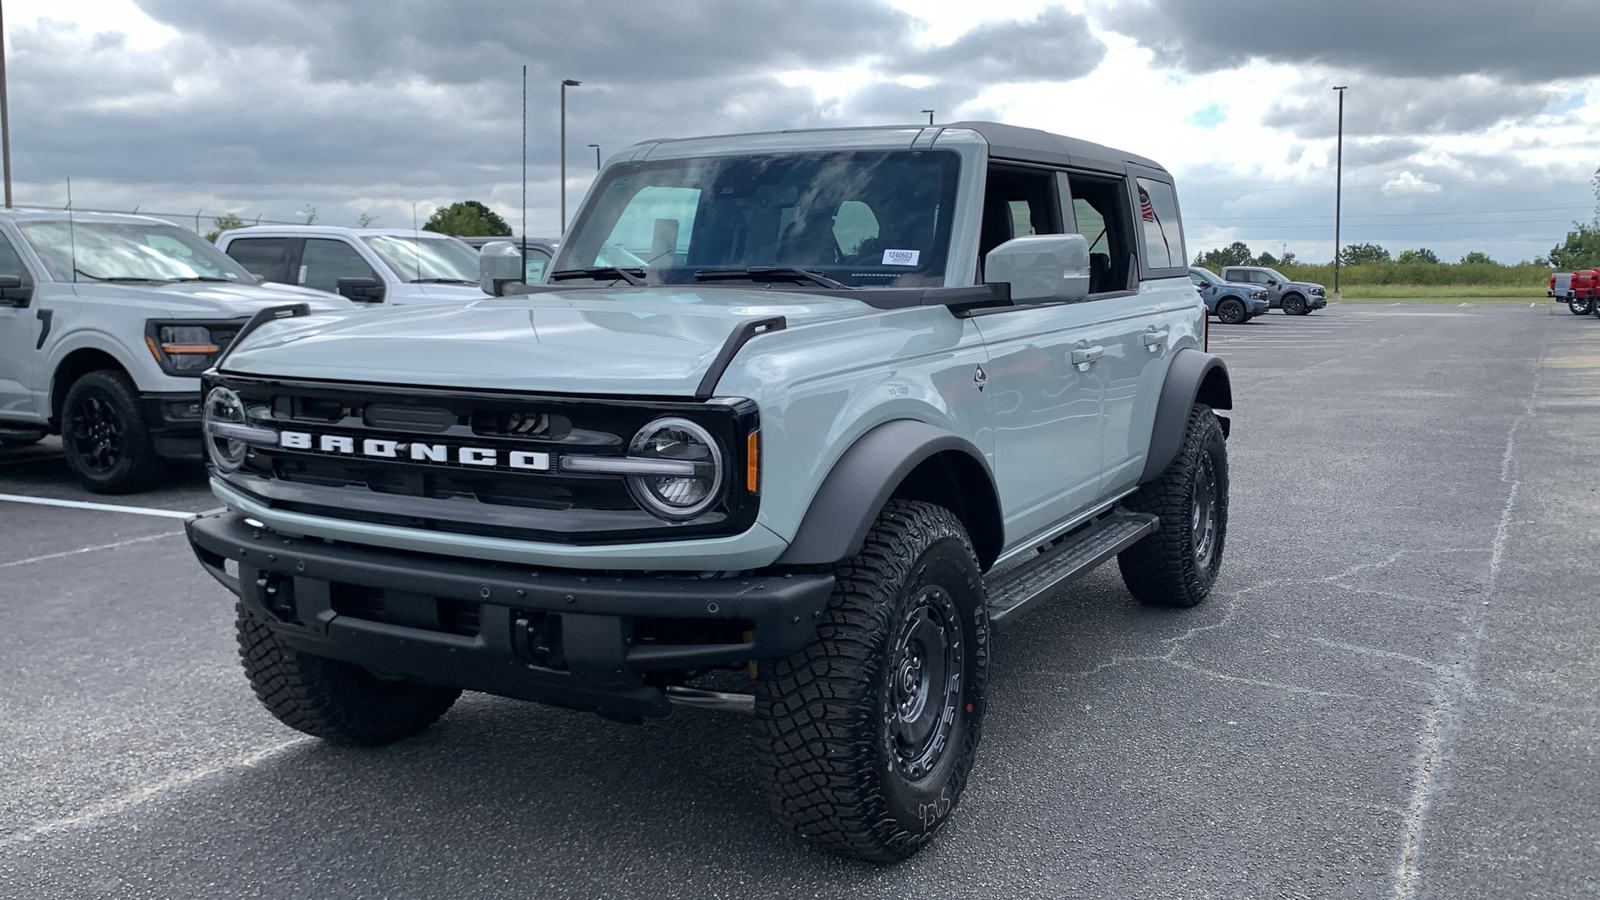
[186,122,1232,862]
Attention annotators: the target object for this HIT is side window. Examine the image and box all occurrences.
[1248,270,1270,284]
[0,230,28,280]
[300,239,375,292]
[225,238,292,282]
[978,166,1062,280]
[523,247,552,283]
[1135,178,1185,271]
[1065,173,1135,295]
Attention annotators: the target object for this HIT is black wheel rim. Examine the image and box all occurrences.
[1191,451,1219,571]
[67,391,125,475]
[1220,302,1243,324]
[885,585,964,781]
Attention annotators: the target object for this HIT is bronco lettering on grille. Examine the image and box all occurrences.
[276,430,551,471]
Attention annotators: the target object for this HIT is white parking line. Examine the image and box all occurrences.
[0,531,184,570]
[0,493,197,520]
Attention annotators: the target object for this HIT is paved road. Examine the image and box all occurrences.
[2,304,1596,899]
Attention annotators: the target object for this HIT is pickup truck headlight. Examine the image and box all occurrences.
[626,417,724,520]
[145,320,238,375]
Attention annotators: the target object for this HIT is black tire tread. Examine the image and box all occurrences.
[754,500,986,863]
[1118,404,1228,607]
[236,603,460,745]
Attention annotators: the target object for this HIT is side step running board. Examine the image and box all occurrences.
[985,510,1158,631]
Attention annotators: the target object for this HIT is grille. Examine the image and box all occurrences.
[330,583,482,637]
[214,377,759,544]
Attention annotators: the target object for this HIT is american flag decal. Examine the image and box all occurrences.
[1139,186,1156,222]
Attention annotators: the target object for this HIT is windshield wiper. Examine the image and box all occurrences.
[408,278,478,285]
[694,267,850,290]
[169,276,234,283]
[74,268,166,283]
[549,266,647,287]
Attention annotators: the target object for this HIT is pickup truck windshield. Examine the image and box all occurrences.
[20,220,254,282]
[361,235,481,284]
[557,150,960,288]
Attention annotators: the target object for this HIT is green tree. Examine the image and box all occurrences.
[1192,241,1254,270]
[204,213,246,243]
[1458,250,1496,265]
[1546,224,1600,270]
[423,200,512,237]
[1396,248,1440,264]
[1339,243,1391,266]
[1255,251,1278,266]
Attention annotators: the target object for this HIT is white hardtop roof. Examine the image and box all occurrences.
[218,225,468,240]
[0,208,188,226]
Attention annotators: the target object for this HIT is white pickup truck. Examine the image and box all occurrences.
[216,226,490,305]
[0,210,351,492]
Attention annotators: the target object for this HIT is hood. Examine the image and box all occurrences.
[1289,280,1325,291]
[221,287,875,396]
[406,282,492,301]
[72,279,355,316]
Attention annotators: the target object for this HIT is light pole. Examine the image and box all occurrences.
[921,109,935,125]
[587,143,600,171]
[560,78,581,233]
[1332,85,1346,299]
[1,0,12,208]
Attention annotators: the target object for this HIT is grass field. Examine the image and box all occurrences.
[1333,284,1549,303]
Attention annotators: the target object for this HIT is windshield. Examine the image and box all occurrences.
[361,235,481,283]
[557,150,961,288]
[1191,268,1221,285]
[1263,268,1291,282]
[19,220,254,282]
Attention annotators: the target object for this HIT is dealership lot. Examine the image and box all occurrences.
[2,304,1596,899]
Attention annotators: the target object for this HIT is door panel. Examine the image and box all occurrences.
[972,303,1112,546]
[1096,284,1192,495]
[0,231,41,420]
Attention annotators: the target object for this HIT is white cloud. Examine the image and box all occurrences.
[1382,172,1444,195]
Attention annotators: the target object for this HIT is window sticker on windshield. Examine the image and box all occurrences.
[882,249,920,266]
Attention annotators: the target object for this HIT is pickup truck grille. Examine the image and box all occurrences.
[211,377,758,545]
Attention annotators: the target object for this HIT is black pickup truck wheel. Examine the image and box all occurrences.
[1216,298,1247,325]
[1281,294,1307,316]
[754,500,989,863]
[60,369,166,494]
[1569,298,1594,315]
[237,604,460,745]
[1117,404,1228,607]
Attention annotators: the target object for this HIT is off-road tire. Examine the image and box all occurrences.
[1281,294,1307,316]
[1569,298,1594,316]
[236,603,460,745]
[59,369,165,494]
[1215,298,1247,325]
[754,500,989,863]
[1117,404,1228,607]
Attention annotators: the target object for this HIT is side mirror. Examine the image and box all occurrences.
[1266,278,1280,286]
[336,276,386,303]
[0,273,33,306]
[984,234,1090,304]
[478,240,524,296]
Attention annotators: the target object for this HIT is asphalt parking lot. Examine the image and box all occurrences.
[2,303,1596,899]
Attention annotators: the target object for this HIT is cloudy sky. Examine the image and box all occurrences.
[6,0,1599,264]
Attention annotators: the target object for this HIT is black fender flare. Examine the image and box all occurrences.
[774,419,1002,569]
[1139,348,1232,484]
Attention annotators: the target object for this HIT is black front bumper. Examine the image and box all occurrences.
[140,391,203,459]
[186,511,833,721]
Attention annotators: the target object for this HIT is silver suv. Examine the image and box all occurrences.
[1220,265,1327,315]
[186,122,1233,862]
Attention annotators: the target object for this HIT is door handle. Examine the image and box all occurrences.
[1143,330,1168,351]
[1071,345,1104,369]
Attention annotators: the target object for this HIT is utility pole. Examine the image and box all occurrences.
[1,0,13,208]
[921,109,935,125]
[560,79,580,233]
[1332,85,1347,299]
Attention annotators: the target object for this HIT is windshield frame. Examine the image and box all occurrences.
[553,149,964,290]
[360,234,482,284]
[17,219,256,283]
[1190,267,1223,286]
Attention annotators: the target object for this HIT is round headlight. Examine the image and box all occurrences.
[203,386,249,473]
[626,417,723,520]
